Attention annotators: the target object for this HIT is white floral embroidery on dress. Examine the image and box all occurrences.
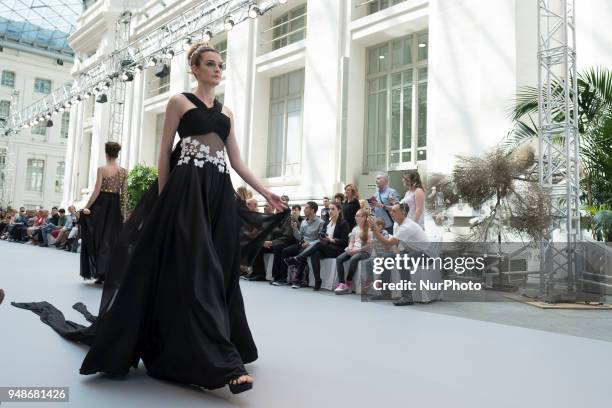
[176,136,230,174]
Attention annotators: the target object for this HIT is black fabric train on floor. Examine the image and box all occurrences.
[13,93,288,390]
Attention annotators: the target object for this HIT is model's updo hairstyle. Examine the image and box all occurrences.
[105,142,122,159]
[187,41,221,78]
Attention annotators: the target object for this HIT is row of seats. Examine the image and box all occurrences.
[261,253,443,303]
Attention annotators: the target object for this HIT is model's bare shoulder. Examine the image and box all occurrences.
[168,93,186,106]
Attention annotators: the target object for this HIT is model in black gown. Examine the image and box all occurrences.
[79,142,128,283]
[13,45,288,394]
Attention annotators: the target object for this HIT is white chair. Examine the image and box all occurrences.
[263,253,274,281]
[306,258,338,290]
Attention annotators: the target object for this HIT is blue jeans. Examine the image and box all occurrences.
[336,251,371,283]
[41,224,57,245]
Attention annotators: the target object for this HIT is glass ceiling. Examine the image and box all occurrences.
[0,0,82,57]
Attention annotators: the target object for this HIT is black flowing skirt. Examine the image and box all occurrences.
[12,143,288,390]
[79,192,123,281]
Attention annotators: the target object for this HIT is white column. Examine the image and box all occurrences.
[62,103,82,206]
[226,19,257,187]
[301,0,344,197]
[427,0,517,175]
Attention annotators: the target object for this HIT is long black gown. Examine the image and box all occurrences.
[12,93,288,390]
[79,168,127,282]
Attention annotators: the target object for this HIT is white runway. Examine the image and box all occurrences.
[1,239,611,408]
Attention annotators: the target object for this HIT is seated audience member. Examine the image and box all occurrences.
[369,203,430,306]
[0,209,14,238]
[246,210,297,282]
[54,206,77,249]
[246,198,259,212]
[285,203,349,291]
[26,210,47,244]
[263,203,275,215]
[8,208,28,242]
[239,198,262,274]
[290,205,303,226]
[273,202,323,286]
[360,217,395,292]
[334,209,373,294]
[371,218,394,256]
[39,207,60,247]
[64,211,81,252]
[46,209,68,245]
[237,186,253,201]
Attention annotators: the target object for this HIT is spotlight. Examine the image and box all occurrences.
[120,57,134,67]
[134,63,144,73]
[202,29,213,42]
[279,0,288,4]
[96,93,108,103]
[121,71,134,81]
[147,57,158,67]
[182,37,193,51]
[224,16,234,31]
[46,120,54,128]
[248,5,261,19]
[155,62,170,78]
[418,43,426,48]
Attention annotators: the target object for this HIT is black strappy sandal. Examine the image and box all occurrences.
[228,377,253,394]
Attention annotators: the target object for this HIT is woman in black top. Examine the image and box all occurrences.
[342,183,361,230]
[286,203,350,291]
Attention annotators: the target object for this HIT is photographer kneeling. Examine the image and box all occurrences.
[368,203,430,306]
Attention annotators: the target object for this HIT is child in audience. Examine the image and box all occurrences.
[362,218,396,291]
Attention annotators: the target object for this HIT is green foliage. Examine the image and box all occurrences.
[502,66,612,207]
[591,210,612,242]
[127,164,157,211]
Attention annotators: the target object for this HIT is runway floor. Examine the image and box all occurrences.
[1,239,611,408]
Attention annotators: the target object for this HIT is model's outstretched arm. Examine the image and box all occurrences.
[224,107,286,212]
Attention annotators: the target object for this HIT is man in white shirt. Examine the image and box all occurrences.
[369,203,430,305]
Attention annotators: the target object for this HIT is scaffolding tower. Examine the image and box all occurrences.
[108,11,132,143]
[535,0,583,302]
